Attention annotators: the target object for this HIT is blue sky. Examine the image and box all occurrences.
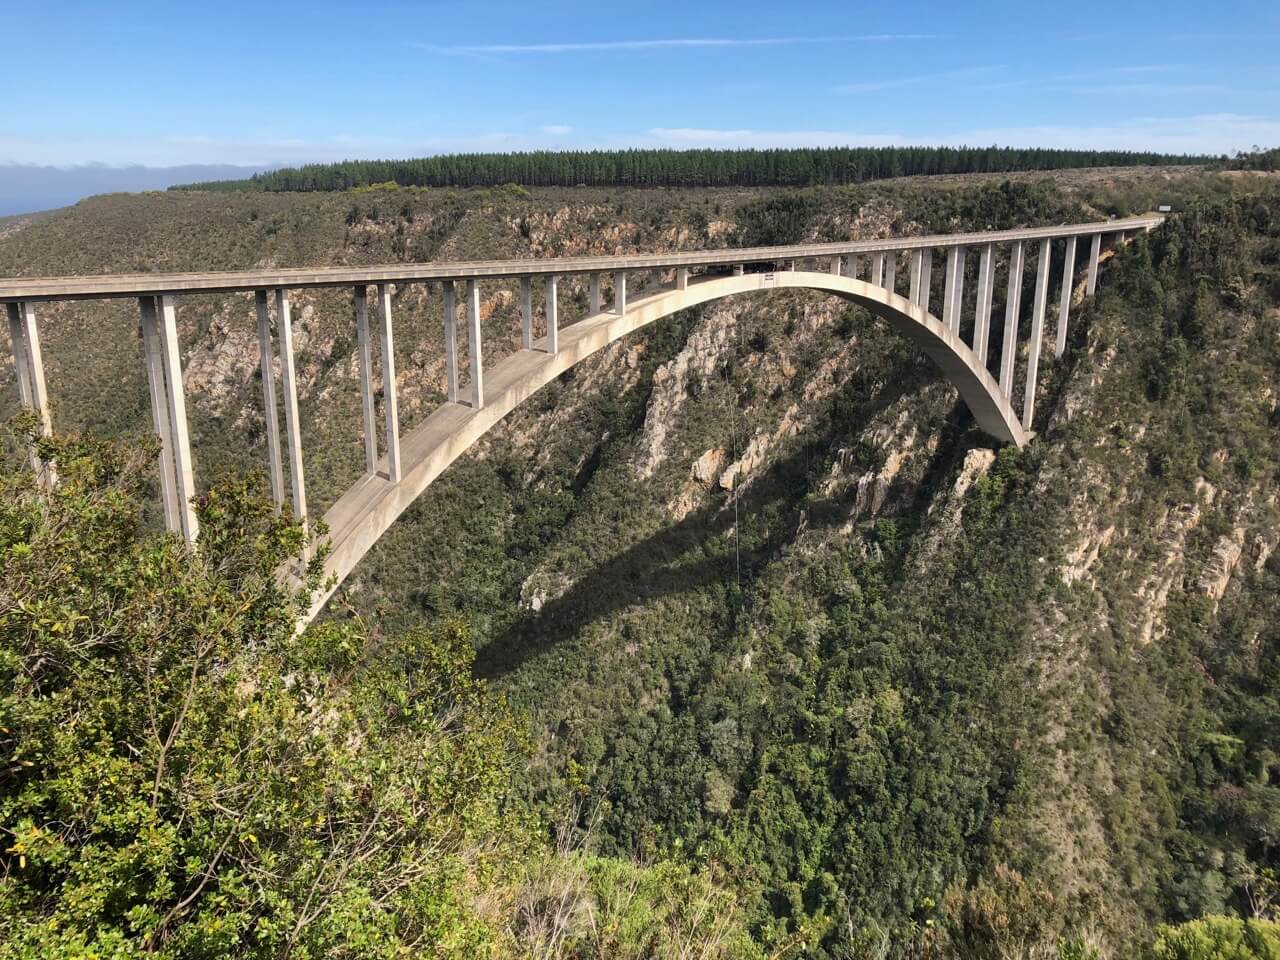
[3,0,1279,168]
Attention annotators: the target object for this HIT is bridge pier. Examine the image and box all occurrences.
[614,271,626,315]
[255,291,287,504]
[973,243,995,363]
[1000,240,1025,396]
[1086,233,1101,297]
[443,281,459,402]
[884,251,897,293]
[545,276,559,353]
[870,252,885,287]
[843,254,860,280]
[677,266,689,290]
[942,246,966,334]
[1022,239,1052,430]
[520,277,533,349]
[144,295,199,544]
[733,264,745,276]
[828,256,842,276]
[466,279,484,407]
[589,272,602,313]
[6,301,54,486]
[1056,236,1077,358]
[275,290,311,542]
[352,287,379,477]
[138,298,180,531]
[374,285,401,484]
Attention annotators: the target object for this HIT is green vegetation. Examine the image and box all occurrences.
[1153,917,1280,960]
[173,145,1207,193]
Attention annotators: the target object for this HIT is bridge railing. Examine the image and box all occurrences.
[1,215,1163,551]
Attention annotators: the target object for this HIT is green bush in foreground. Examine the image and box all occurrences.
[0,424,761,958]
[1152,916,1280,960]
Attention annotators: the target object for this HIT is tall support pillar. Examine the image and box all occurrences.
[1000,241,1025,397]
[942,246,966,334]
[157,295,199,544]
[883,252,897,293]
[374,285,401,482]
[352,287,378,476]
[442,282,458,403]
[828,257,842,276]
[908,250,924,304]
[545,276,559,354]
[273,290,309,540]
[733,264,745,276]
[137,297,179,532]
[520,277,533,349]
[6,302,54,485]
[1055,236,1078,359]
[255,291,286,504]
[589,272,602,313]
[1086,233,1101,297]
[870,252,885,287]
[973,243,995,362]
[614,272,626,315]
[845,254,861,280]
[466,279,484,409]
[919,249,933,313]
[1022,239,1052,430]
[677,266,690,289]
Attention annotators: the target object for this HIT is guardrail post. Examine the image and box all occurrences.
[1000,241,1025,397]
[1022,239,1052,429]
[255,290,287,503]
[157,295,199,544]
[466,279,484,408]
[138,297,179,531]
[545,276,558,354]
[973,243,995,362]
[1086,233,1102,297]
[1055,236,1077,359]
[520,277,533,349]
[443,281,459,402]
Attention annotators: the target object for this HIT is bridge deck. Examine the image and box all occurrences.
[0,215,1163,303]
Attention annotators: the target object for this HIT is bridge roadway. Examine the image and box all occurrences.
[0,215,1162,302]
[2,213,1164,627]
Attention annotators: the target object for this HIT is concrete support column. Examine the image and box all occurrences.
[520,277,533,349]
[676,266,689,289]
[733,264,745,276]
[942,246,966,334]
[157,295,199,544]
[614,271,627,315]
[973,243,995,362]
[254,291,287,503]
[544,276,559,354]
[442,282,458,403]
[908,250,924,303]
[786,260,797,272]
[1086,233,1101,297]
[138,297,179,532]
[920,249,933,312]
[870,252,885,287]
[829,257,842,276]
[1055,235,1078,359]
[845,254,861,280]
[883,252,897,293]
[351,287,378,477]
[1022,239,1052,430]
[466,279,484,409]
[1000,241,1025,397]
[375,284,401,483]
[6,301,54,485]
[589,272,602,313]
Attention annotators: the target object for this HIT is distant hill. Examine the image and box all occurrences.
[0,162,269,216]
[170,145,1211,193]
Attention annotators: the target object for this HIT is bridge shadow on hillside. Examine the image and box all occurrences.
[472,368,971,682]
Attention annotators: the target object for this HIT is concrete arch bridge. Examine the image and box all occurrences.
[0,214,1162,626]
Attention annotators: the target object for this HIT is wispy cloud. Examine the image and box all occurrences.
[412,34,941,56]
[541,124,573,135]
[835,66,1004,94]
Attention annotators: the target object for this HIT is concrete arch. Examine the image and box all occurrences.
[304,270,1028,624]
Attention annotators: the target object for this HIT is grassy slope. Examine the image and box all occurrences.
[2,167,1276,956]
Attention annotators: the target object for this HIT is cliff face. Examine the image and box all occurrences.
[2,170,1277,956]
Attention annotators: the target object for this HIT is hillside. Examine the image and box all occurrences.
[2,165,1278,958]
